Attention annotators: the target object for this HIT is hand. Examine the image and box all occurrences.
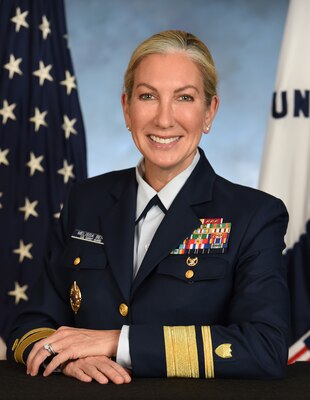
[61,355,131,384]
[26,326,120,377]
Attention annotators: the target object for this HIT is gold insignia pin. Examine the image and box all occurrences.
[215,343,232,359]
[70,281,82,314]
[186,256,198,267]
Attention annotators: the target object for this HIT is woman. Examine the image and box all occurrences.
[7,30,289,383]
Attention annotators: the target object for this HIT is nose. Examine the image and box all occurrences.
[154,100,175,129]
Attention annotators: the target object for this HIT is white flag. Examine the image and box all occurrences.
[259,0,310,250]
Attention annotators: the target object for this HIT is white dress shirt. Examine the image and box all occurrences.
[116,151,200,368]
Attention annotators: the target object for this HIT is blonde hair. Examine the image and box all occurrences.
[123,30,218,105]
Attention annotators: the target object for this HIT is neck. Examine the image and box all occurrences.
[144,169,174,192]
[143,157,195,192]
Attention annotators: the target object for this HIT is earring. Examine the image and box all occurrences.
[126,126,131,132]
[204,125,211,133]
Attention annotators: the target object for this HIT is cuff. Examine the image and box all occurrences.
[12,328,56,364]
[116,325,132,369]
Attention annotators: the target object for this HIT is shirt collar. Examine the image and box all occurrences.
[135,151,200,219]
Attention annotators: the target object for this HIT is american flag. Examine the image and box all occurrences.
[0,0,87,350]
[288,330,310,364]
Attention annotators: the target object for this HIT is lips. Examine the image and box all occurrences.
[149,135,180,144]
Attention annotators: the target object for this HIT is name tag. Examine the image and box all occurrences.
[71,229,104,245]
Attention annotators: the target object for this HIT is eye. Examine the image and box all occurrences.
[178,94,194,102]
[139,93,155,100]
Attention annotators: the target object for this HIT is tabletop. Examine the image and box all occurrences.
[0,361,309,400]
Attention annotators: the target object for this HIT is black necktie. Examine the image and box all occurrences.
[135,195,167,225]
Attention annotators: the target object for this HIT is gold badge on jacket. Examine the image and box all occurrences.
[171,218,232,255]
[70,281,82,314]
[215,343,232,359]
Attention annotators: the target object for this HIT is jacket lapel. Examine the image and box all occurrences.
[131,150,216,296]
[99,171,137,303]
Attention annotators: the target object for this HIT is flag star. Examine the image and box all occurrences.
[10,7,29,32]
[60,70,77,95]
[0,192,3,209]
[33,61,53,86]
[0,148,9,166]
[39,15,51,40]
[54,203,63,219]
[29,107,48,132]
[4,54,23,79]
[62,115,77,139]
[8,282,29,304]
[0,100,17,124]
[19,197,39,221]
[13,240,33,263]
[26,152,44,176]
[57,160,75,184]
[63,34,69,49]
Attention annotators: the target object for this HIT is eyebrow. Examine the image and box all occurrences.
[135,83,200,94]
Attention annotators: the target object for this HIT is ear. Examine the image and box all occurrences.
[203,95,219,133]
[121,93,131,129]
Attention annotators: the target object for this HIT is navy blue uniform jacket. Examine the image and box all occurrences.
[7,149,289,379]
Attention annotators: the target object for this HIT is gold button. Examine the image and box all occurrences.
[73,257,81,266]
[119,303,129,317]
[185,270,194,279]
[186,257,198,267]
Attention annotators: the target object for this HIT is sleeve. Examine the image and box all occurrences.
[6,196,74,364]
[129,197,290,379]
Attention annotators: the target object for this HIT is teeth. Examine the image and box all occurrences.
[150,135,179,144]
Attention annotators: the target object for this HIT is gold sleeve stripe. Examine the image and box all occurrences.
[14,328,56,364]
[163,326,199,378]
[201,326,214,378]
[12,327,53,350]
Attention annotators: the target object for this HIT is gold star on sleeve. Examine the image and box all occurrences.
[13,240,33,263]
[4,54,23,79]
[32,61,53,86]
[60,70,77,95]
[26,152,44,176]
[57,160,75,183]
[0,148,10,166]
[62,115,77,139]
[10,7,29,32]
[29,107,48,132]
[18,198,39,221]
[39,15,51,40]
[0,100,17,124]
[8,282,29,304]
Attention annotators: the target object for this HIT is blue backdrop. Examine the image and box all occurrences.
[65,0,288,188]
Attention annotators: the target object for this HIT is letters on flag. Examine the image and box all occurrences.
[259,0,310,353]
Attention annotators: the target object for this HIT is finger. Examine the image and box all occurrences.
[104,359,132,383]
[95,359,130,384]
[27,340,54,376]
[62,363,92,383]
[62,359,108,384]
[27,327,75,370]
[43,349,74,376]
[79,363,109,385]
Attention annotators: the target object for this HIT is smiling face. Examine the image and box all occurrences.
[122,52,218,188]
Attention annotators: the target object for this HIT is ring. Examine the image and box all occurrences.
[43,343,56,355]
